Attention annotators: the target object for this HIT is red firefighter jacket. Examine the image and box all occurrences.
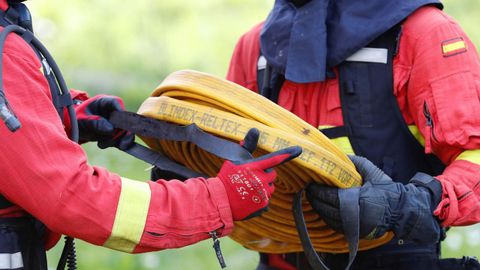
[227,6,480,228]
[0,6,233,253]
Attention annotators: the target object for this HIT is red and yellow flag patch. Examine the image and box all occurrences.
[442,37,467,57]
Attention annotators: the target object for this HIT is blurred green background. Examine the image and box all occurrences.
[23,0,480,269]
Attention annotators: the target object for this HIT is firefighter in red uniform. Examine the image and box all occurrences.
[0,1,302,269]
[227,0,480,269]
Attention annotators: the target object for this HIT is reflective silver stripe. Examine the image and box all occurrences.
[41,58,52,75]
[0,252,23,269]
[345,47,388,64]
[257,55,267,70]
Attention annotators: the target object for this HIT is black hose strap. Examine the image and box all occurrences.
[107,111,255,179]
[293,187,361,270]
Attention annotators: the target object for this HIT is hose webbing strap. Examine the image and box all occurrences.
[293,187,361,270]
[293,190,330,270]
[338,187,360,270]
[120,143,205,179]
[108,111,253,177]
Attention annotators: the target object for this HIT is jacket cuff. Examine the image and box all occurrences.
[409,172,442,211]
[206,177,234,236]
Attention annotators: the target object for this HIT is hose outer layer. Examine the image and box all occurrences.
[137,70,393,253]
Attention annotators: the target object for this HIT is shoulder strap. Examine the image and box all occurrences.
[257,55,285,103]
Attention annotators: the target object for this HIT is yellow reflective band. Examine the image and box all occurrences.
[408,125,425,146]
[318,126,355,155]
[455,149,480,165]
[330,136,354,155]
[103,178,151,253]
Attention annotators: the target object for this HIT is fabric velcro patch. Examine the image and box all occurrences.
[442,37,467,57]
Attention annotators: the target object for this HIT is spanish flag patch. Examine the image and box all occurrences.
[442,37,467,57]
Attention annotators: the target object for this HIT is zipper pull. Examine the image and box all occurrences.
[209,231,226,269]
[423,102,432,154]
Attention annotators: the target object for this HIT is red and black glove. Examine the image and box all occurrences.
[75,94,134,149]
[217,128,302,221]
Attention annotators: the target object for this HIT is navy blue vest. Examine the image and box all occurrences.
[257,24,447,269]
[336,25,445,183]
[258,25,445,184]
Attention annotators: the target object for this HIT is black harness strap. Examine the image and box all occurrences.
[108,111,253,179]
[258,63,285,104]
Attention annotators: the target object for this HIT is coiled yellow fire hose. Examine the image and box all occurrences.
[137,70,393,254]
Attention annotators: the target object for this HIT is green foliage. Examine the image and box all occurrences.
[28,0,272,110]
[21,0,480,269]
[443,0,480,47]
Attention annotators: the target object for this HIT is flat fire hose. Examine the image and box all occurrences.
[117,70,394,267]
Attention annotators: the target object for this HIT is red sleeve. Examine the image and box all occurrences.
[226,22,264,91]
[70,89,89,101]
[0,30,232,253]
[402,7,480,226]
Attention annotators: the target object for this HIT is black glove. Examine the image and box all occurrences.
[76,95,134,149]
[306,155,442,243]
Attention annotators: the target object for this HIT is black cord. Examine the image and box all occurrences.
[29,30,79,270]
[29,29,79,142]
[0,24,78,140]
[32,35,79,270]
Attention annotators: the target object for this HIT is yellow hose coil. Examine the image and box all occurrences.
[137,70,393,253]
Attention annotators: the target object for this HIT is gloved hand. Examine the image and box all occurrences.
[218,128,302,221]
[76,94,134,149]
[306,155,443,244]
